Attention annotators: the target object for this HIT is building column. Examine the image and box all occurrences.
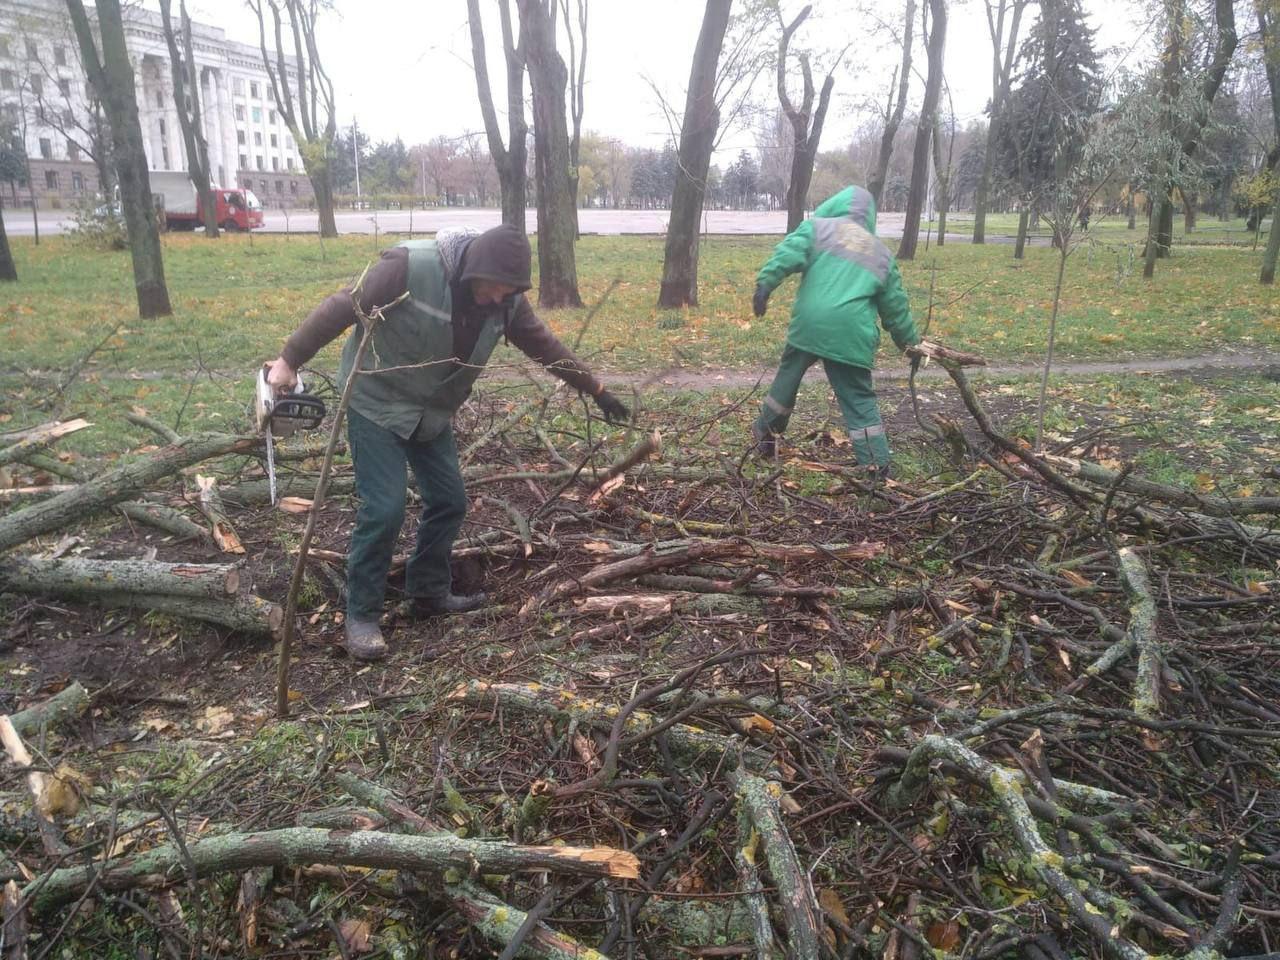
[165,65,183,171]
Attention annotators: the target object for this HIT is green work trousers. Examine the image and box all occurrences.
[754,344,891,466]
[346,409,467,623]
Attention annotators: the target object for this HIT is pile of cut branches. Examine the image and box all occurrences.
[0,348,1277,959]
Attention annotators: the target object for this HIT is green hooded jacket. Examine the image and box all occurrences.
[756,186,918,370]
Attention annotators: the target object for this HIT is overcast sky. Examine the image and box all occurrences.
[164,0,1155,166]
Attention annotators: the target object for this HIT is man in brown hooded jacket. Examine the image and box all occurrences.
[265,224,628,660]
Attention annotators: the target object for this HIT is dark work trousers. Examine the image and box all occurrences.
[753,343,891,466]
[345,408,467,623]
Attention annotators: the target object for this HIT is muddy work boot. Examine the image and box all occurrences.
[750,425,779,460]
[343,619,388,661]
[396,591,488,621]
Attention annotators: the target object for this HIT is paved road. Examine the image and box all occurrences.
[3,206,991,242]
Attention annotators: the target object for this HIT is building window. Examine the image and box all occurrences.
[286,136,294,150]
[259,179,267,194]
[255,155,263,171]
[0,39,10,58]
[270,133,277,148]
[253,131,262,146]
[39,137,51,159]
[55,46,67,67]
[29,75,41,96]
[156,89,165,108]
[71,171,83,192]
[250,81,260,98]
[25,40,38,60]
[290,180,298,195]
[239,153,247,169]
[66,139,78,160]
[58,78,70,97]
[234,105,245,121]
[45,169,58,189]
[162,146,169,166]
[0,70,13,90]
[286,157,293,170]
[61,109,73,124]
[275,179,283,193]
[159,118,167,136]
[251,106,261,123]
[272,157,278,171]
[269,109,276,124]
[237,129,245,145]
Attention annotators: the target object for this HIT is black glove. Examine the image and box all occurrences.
[594,389,630,425]
[752,285,770,318]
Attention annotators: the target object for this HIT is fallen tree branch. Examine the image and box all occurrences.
[22,826,639,917]
[727,768,821,960]
[0,434,256,554]
[886,735,1173,960]
[1118,547,1161,736]
[336,773,612,960]
[0,420,91,469]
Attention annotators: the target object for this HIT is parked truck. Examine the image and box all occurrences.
[150,171,263,232]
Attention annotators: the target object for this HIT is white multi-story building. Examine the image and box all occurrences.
[0,0,313,209]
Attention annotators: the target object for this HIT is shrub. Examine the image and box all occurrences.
[66,198,127,251]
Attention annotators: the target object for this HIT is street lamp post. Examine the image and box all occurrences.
[352,117,361,200]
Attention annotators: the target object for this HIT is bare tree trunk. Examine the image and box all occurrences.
[1126,189,1136,229]
[1014,205,1029,259]
[67,0,172,318]
[468,0,528,233]
[1182,191,1196,232]
[0,204,15,281]
[868,0,915,207]
[1259,1,1280,283]
[25,176,38,246]
[898,0,946,261]
[160,0,218,238]
[518,0,582,307]
[658,0,732,308]
[775,5,836,233]
[931,110,954,247]
[250,0,339,238]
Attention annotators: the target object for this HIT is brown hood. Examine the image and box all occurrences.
[458,223,532,293]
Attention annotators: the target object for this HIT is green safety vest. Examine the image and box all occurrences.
[338,239,511,440]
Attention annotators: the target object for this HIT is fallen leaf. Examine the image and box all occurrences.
[196,706,235,735]
[927,920,962,951]
[337,918,372,954]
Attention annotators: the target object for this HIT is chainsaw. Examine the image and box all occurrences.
[255,365,326,505]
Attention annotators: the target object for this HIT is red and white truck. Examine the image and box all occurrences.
[151,171,264,232]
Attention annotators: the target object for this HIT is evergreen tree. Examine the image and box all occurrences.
[997,0,1102,228]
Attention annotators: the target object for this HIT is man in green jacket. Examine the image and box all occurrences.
[265,225,628,661]
[751,185,920,474]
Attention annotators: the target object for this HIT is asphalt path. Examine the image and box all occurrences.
[4,206,998,242]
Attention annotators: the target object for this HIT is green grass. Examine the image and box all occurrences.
[2,231,1278,456]
[4,231,1278,380]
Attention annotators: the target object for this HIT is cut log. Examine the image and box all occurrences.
[727,768,821,960]
[114,593,281,636]
[23,826,639,916]
[192,475,245,554]
[0,557,240,600]
[0,434,256,554]
[221,474,356,507]
[8,682,89,737]
[0,419,91,468]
